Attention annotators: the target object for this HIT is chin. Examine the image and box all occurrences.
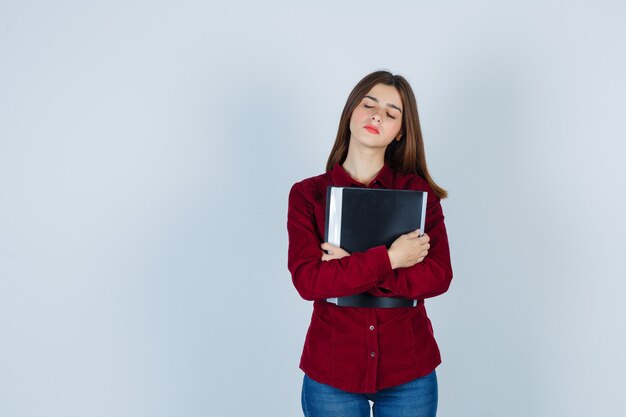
[350,135,391,150]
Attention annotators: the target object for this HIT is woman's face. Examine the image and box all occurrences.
[349,83,403,151]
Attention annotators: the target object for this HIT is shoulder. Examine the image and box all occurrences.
[393,169,440,206]
[393,170,431,192]
[289,171,331,207]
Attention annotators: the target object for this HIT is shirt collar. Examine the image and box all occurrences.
[330,161,394,188]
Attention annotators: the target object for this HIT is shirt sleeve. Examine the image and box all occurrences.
[369,186,453,300]
[287,181,393,301]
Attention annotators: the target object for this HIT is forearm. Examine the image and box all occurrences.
[369,200,453,299]
[289,245,393,300]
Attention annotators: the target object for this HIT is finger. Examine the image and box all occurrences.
[403,230,419,239]
[335,246,349,255]
[323,253,346,261]
[321,242,334,255]
[327,243,349,255]
[415,237,429,247]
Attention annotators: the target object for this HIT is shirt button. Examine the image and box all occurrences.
[370,352,376,357]
[369,325,375,331]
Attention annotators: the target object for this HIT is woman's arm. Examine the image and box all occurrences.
[287,181,393,301]
[369,191,453,300]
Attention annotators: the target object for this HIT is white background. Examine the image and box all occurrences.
[1,1,625,416]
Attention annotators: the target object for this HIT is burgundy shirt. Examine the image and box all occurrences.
[287,161,453,393]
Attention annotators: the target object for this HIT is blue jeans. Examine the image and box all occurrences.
[301,370,438,417]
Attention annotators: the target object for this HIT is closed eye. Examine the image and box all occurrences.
[363,104,396,120]
[364,104,397,119]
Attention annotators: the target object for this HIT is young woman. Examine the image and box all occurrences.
[287,70,453,417]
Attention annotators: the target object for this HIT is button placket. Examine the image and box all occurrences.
[363,296,380,391]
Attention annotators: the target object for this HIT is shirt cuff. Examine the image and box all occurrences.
[366,245,394,283]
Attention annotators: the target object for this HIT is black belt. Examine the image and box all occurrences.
[325,293,417,308]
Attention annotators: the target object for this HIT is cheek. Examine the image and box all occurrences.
[351,106,369,122]
[349,108,366,132]
[388,120,402,136]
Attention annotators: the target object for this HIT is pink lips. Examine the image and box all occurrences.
[364,125,379,134]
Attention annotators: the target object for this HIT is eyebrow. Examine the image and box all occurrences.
[364,95,402,113]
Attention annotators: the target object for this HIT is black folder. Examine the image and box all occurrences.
[324,187,427,253]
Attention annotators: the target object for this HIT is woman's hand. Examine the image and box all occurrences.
[387,230,430,269]
[320,242,351,261]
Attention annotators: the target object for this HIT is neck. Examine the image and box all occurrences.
[341,143,385,186]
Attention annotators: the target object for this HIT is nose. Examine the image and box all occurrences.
[371,113,381,123]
